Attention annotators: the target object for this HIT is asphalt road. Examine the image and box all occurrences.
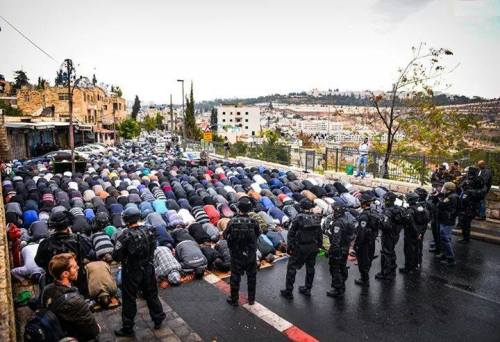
[162,233,500,342]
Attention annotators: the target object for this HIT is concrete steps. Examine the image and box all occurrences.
[454,218,500,244]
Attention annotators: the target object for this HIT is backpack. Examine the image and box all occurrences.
[228,217,257,249]
[296,214,321,245]
[412,205,431,226]
[126,228,151,259]
[24,290,74,342]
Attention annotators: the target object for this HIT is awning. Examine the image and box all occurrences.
[4,122,68,130]
[94,127,114,134]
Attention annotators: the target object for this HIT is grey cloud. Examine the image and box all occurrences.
[372,0,435,23]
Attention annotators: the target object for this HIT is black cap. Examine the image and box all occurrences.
[299,198,314,211]
[49,210,74,231]
[237,197,253,213]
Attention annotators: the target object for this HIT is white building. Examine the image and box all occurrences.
[217,104,261,141]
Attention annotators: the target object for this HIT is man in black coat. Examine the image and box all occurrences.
[41,253,100,341]
[113,206,166,337]
[280,199,323,299]
[35,210,94,296]
[457,166,485,243]
[477,160,493,220]
[223,197,260,306]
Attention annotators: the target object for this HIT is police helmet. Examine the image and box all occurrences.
[332,203,346,218]
[405,192,419,205]
[49,210,74,231]
[467,166,479,178]
[299,198,314,211]
[122,206,141,224]
[383,192,397,204]
[95,212,110,227]
[237,197,253,213]
[414,187,428,201]
[360,192,374,205]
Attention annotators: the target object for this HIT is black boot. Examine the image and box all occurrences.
[354,278,369,287]
[298,286,311,296]
[114,328,134,337]
[280,289,294,299]
[326,289,344,298]
[226,296,239,306]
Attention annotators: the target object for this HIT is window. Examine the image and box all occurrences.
[229,119,233,122]
[245,126,248,129]
[113,103,118,110]
[58,93,69,101]
[222,119,226,122]
[245,119,248,122]
[24,95,30,102]
[252,131,255,136]
[245,112,249,115]
[237,112,240,115]
[223,112,226,115]
[103,105,108,110]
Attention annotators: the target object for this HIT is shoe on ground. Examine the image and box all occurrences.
[399,267,414,274]
[434,253,445,260]
[114,328,134,337]
[154,319,164,330]
[326,289,344,298]
[354,278,369,287]
[298,286,311,296]
[248,299,255,305]
[280,289,294,300]
[458,238,470,244]
[226,297,239,306]
[375,272,385,280]
[440,259,456,266]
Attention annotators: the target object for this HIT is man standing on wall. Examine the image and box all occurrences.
[355,137,369,179]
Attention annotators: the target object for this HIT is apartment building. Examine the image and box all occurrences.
[217,104,261,141]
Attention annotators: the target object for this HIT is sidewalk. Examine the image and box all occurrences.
[94,295,203,342]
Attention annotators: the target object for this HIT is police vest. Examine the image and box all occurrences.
[296,214,321,245]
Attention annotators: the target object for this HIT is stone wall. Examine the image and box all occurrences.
[0,185,17,341]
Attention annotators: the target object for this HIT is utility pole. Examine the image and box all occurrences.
[177,79,185,140]
[66,59,75,174]
[113,108,116,145]
[169,94,174,132]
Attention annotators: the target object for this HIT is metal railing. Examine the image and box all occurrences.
[185,139,499,185]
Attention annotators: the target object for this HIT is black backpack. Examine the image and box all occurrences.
[412,205,431,226]
[228,217,257,249]
[297,214,321,245]
[24,291,71,342]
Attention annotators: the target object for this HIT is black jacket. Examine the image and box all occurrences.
[437,192,459,226]
[287,213,323,251]
[41,282,99,341]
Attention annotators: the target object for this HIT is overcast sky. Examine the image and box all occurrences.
[1,0,499,103]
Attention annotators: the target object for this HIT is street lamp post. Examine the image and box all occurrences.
[177,79,185,140]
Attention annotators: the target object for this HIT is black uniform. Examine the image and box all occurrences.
[428,191,441,253]
[223,214,260,303]
[355,209,384,282]
[405,203,431,270]
[35,231,94,296]
[284,213,323,292]
[458,174,485,241]
[379,205,407,279]
[113,226,165,331]
[323,214,355,294]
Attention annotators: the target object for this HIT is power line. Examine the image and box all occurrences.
[0,15,59,63]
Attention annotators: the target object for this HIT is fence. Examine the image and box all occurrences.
[185,139,499,186]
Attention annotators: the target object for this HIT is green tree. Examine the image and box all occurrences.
[155,112,164,130]
[142,115,157,132]
[131,95,141,120]
[118,118,141,139]
[185,82,202,139]
[370,44,456,178]
[35,77,47,90]
[0,99,23,116]
[12,70,29,93]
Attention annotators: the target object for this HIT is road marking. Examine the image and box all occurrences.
[443,284,500,305]
[203,274,319,342]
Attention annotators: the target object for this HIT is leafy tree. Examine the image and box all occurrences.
[12,70,29,93]
[369,44,457,178]
[55,70,65,86]
[297,131,314,148]
[131,95,141,120]
[36,77,47,90]
[118,118,141,139]
[0,99,23,116]
[142,115,157,132]
[184,82,202,139]
[210,107,218,129]
[155,112,164,129]
[112,85,123,97]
